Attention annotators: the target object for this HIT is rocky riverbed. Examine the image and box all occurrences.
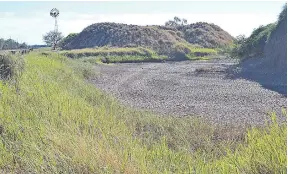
[91,59,286,126]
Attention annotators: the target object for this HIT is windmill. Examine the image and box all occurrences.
[50,8,59,32]
[50,8,60,50]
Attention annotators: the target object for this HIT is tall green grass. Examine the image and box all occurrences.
[0,52,285,173]
[0,53,24,80]
[60,47,158,59]
[170,42,217,61]
[60,45,218,63]
[60,47,168,63]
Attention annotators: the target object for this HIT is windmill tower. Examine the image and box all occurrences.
[50,8,60,50]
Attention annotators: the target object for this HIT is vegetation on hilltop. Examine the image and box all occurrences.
[230,24,276,59]
[165,16,188,27]
[278,3,287,25]
[230,4,286,60]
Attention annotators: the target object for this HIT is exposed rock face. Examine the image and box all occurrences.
[237,7,287,94]
[264,11,287,74]
[60,22,234,51]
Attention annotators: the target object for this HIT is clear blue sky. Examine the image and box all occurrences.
[0,1,285,44]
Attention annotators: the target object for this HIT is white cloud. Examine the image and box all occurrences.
[0,12,15,18]
[0,12,278,44]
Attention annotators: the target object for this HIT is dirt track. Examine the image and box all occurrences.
[91,59,286,126]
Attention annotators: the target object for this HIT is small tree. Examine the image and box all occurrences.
[182,19,188,25]
[165,17,188,27]
[173,16,181,24]
[19,42,28,49]
[58,33,78,49]
[235,35,246,44]
[165,20,177,27]
[0,39,4,50]
[43,31,64,50]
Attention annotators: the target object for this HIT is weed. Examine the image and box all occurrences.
[0,53,24,80]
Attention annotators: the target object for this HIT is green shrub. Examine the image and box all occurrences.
[0,54,24,80]
[59,33,79,49]
[278,4,287,25]
[169,43,191,60]
[231,24,276,59]
[169,42,217,60]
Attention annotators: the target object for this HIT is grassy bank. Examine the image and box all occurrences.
[60,47,167,63]
[59,45,218,63]
[167,43,217,61]
[60,47,158,59]
[0,52,286,173]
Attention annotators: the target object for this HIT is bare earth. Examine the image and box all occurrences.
[91,59,286,126]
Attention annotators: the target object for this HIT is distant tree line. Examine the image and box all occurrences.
[30,44,48,49]
[0,38,28,50]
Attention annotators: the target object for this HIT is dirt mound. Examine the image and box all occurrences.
[177,22,234,48]
[156,22,234,48]
[61,23,185,54]
[60,22,234,52]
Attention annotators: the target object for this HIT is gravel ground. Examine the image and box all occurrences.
[91,59,286,126]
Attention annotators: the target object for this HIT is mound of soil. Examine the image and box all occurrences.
[178,22,234,48]
[61,23,185,53]
[60,22,234,52]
